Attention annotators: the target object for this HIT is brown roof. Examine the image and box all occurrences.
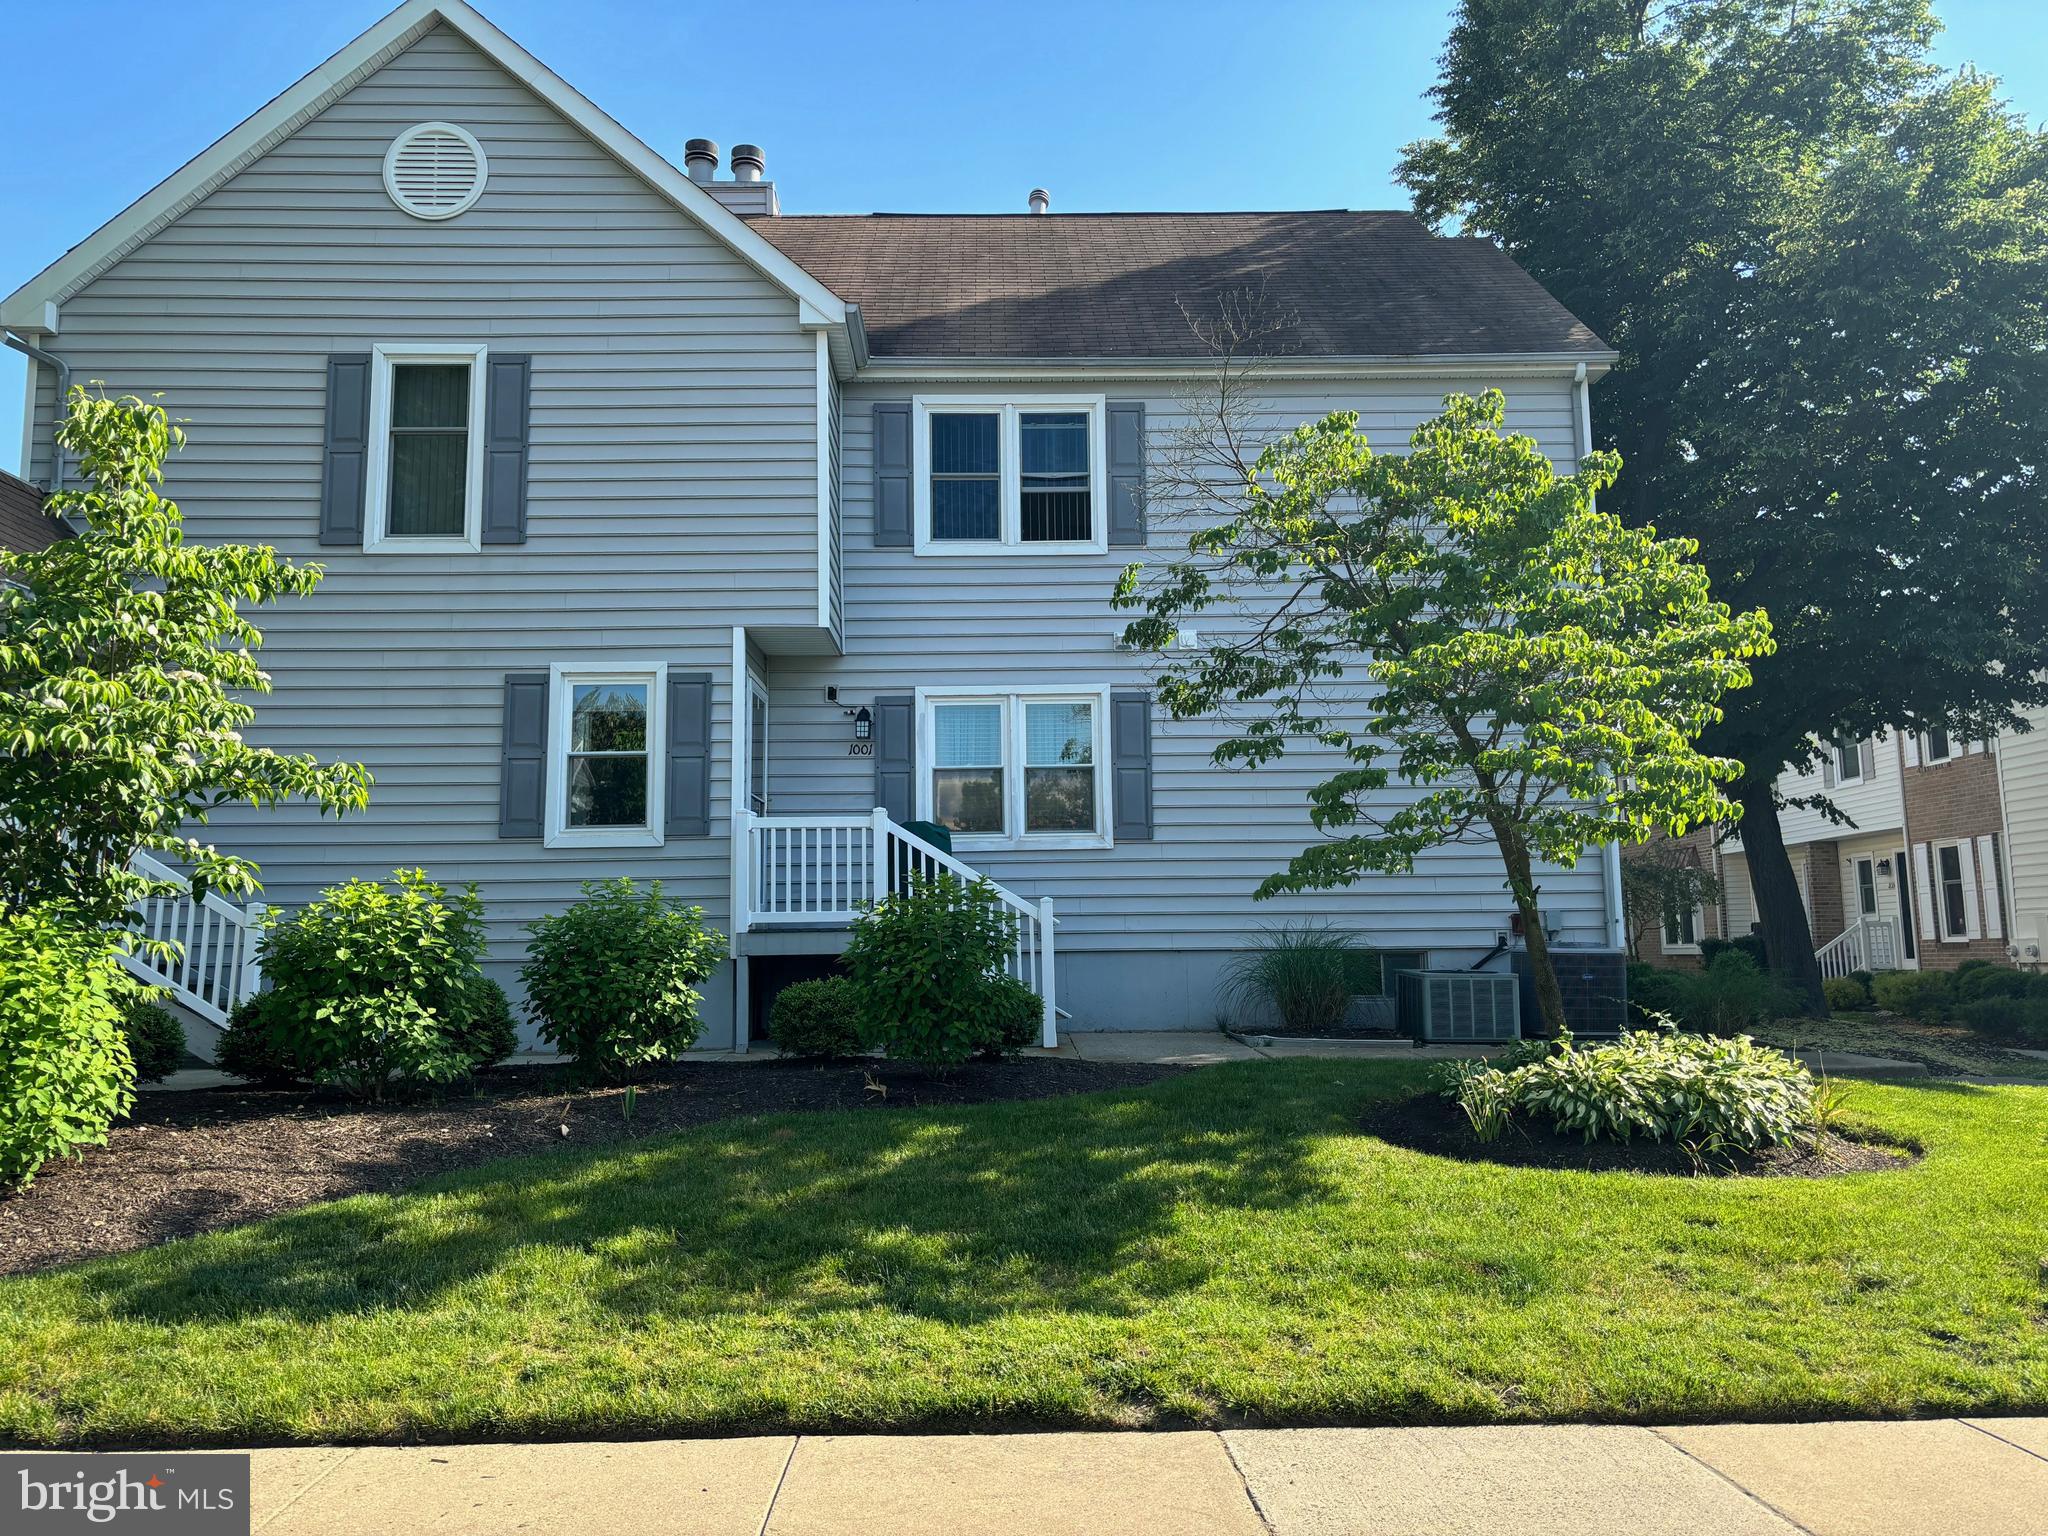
[0,470,63,555]
[746,210,1608,361]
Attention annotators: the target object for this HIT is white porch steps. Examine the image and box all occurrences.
[121,850,264,1030]
[1815,914,1905,978]
[735,807,1059,1046]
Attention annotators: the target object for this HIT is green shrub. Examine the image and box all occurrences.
[1699,934,1768,971]
[1850,969,1876,990]
[1626,962,1689,1026]
[121,997,188,1084]
[1437,1025,1820,1160]
[1953,960,2028,1002]
[1954,996,2048,1045]
[769,977,864,1058]
[1679,949,1798,1034]
[1219,924,1365,1033]
[215,992,303,1085]
[249,868,505,1099]
[0,907,137,1189]
[521,878,728,1080]
[843,872,1026,1066]
[2033,972,2048,1001]
[983,973,1044,1057]
[451,977,520,1070]
[1871,968,1953,1021]
[1822,975,1871,1012]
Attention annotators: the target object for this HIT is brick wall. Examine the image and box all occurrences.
[1901,743,2011,970]
[1622,825,1725,970]
[1804,840,1845,945]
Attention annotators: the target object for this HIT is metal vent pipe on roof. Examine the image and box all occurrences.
[684,138,719,184]
[1028,188,1050,215]
[731,144,765,184]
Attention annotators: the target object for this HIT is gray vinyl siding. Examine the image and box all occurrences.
[763,376,1614,960]
[23,22,828,1042]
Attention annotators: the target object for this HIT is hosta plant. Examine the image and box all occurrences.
[1436,1021,1822,1163]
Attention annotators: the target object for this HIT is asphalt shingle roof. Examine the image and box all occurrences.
[0,470,61,555]
[746,210,1608,361]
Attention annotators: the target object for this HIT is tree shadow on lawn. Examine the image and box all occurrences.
[98,1071,1350,1332]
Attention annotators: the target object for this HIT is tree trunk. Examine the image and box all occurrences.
[1733,775,1829,1017]
[1496,826,1570,1037]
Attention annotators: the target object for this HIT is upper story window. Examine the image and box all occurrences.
[913,398,1106,555]
[1923,727,1955,764]
[545,665,666,849]
[365,343,487,552]
[920,687,1111,850]
[1833,735,1865,786]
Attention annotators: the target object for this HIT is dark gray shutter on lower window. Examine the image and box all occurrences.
[319,354,372,546]
[481,353,531,545]
[1110,689,1154,840]
[873,402,912,547]
[1106,401,1146,547]
[666,672,712,838]
[499,672,549,838]
[873,693,914,822]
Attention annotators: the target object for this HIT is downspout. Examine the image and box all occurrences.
[3,331,69,493]
[1576,360,1630,950]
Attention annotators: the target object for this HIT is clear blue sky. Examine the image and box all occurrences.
[4,0,2043,476]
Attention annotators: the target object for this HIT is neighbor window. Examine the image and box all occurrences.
[366,343,487,550]
[914,398,1104,553]
[1834,736,1863,785]
[1661,900,1701,953]
[1936,842,1968,939]
[1923,727,1954,763]
[921,690,1109,847]
[546,666,664,847]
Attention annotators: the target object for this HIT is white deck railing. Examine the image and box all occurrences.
[122,850,264,1029]
[736,807,1057,1046]
[1817,915,1903,979]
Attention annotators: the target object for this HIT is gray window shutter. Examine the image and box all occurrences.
[1111,689,1154,840]
[499,672,548,838]
[874,694,914,822]
[1858,738,1876,781]
[666,671,712,838]
[1107,401,1146,547]
[319,354,371,546]
[873,402,912,547]
[1821,752,1836,789]
[481,353,531,545]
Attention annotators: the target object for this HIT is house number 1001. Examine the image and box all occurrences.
[847,742,873,757]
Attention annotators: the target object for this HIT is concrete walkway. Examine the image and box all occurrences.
[33,1419,2037,1534]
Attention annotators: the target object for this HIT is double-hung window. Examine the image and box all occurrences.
[913,398,1106,554]
[1935,842,1969,939]
[545,665,665,848]
[1923,727,1955,764]
[1833,736,1864,786]
[365,342,488,551]
[921,688,1110,848]
[1660,900,1701,954]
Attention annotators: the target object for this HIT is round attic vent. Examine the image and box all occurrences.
[382,122,487,220]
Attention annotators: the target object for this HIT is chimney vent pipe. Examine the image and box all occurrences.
[731,144,766,183]
[684,138,719,184]
[1028,187,1050,215]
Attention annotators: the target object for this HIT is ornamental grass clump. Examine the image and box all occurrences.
[1438,1023,1823,1163]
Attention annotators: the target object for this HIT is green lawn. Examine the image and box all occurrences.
[3,1060,2045,1446]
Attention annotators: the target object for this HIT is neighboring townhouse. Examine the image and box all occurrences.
[1643,722,2025,979]
[1,0,1626,1050]
[0,467,63,558]
[1998,706,2048,974]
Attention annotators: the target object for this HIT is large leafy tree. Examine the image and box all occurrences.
[0,390,370,924]
[1400,0,2048,1011]
[1116,389,1771,1036]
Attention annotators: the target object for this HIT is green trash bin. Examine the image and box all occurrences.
[889,819,953,895]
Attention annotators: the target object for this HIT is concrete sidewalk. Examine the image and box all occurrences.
[31,1418,2035,1534]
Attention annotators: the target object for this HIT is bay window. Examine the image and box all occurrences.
[921,689,1111,848]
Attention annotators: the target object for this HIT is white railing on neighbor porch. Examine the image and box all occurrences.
[122,851,264,1029]
[1817,914,1903,979]
[736,807,1058,1047]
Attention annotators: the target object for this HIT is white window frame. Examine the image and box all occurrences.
[1659,900,1703,956]
[544,662,667,849]
[1922,728,1959,765]
[1933,840,1969,941]
[364,341,489,553]
[911,395,1108,556]
[915,684,1114,851]
[1832,736,1865,787]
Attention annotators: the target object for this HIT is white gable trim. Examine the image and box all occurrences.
[1,0,847,335]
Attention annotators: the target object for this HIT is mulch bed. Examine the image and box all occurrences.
[0,1058,1180,1277]
[1362,1092,1919,1178]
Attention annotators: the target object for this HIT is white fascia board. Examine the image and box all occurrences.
[2,0,848,335]
[852,351,1618,385]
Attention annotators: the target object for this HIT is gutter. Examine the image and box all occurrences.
[3,330,67,493]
